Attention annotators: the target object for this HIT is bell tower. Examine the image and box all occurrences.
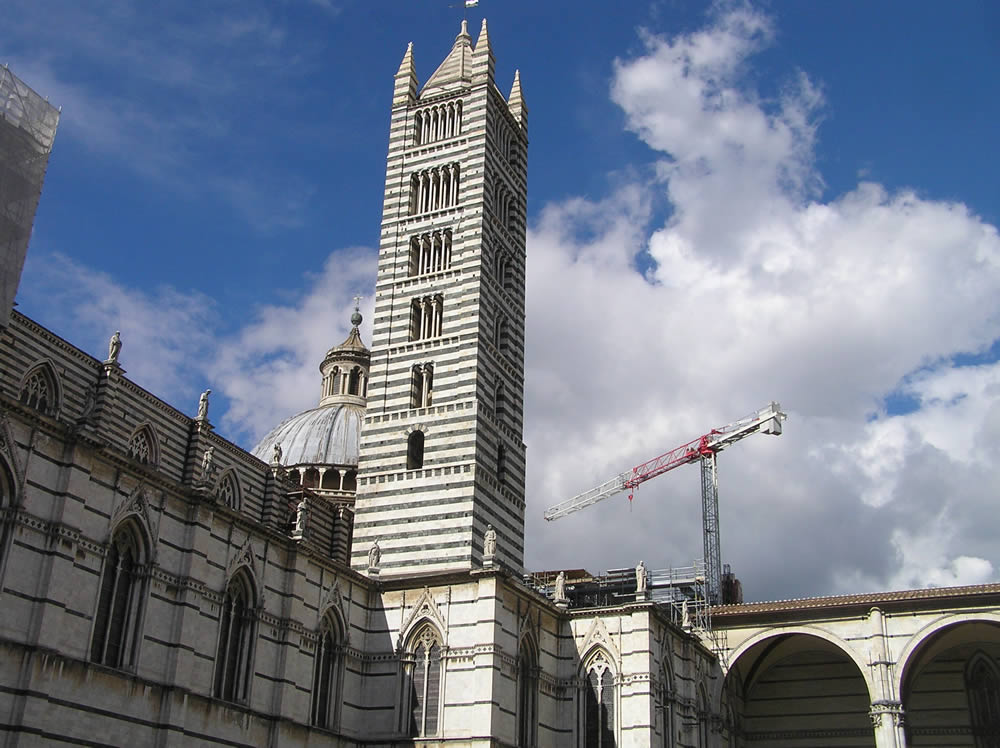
[352,20,528,576]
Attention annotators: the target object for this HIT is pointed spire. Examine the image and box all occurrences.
[508,69,528,127]
[393,42,418,107]
[421,19,475,95]
[471,17,495,83]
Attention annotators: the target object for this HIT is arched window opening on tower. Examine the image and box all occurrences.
[966,652,1000,743]
[411,363,434,408]
[517,638,539,748]
[19,363,58,416]
[409,164,461,215]
[584,652,616,748]
[214,571,256,704]
[410,295,444,341]
[494,182,512,228]
[495,315,509,354]
[403,625,443,738]
[90,522,146,670]
[494,381,505,421]
[348,367,361,396]
[407,431,425,470]
[303,468,320,488]
[311,614,343,730]
[409,230,453,276]
[497,443,506,484]
[494,251,509,290]
[414,101,462,146]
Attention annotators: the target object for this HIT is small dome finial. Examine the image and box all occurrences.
[460,19,468,36]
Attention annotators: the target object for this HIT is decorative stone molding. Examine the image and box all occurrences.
[399,586,448,649]
[579,616,621,665]
[869,699,905,728]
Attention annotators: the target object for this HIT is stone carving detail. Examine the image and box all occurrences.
[399,586,448,648]
[579,617,620,664]
[319,577,349,643]
[869,700,905,729]
[636,560,647,593]
[200,447,215,481]
[110,482,159,556]
[554,571,567,602]
[368,538,381,570]
[483,524,496,561]
[226,535,260,601]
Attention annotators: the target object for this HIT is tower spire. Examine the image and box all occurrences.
[393,42,418,107]
[508,69,527,126]
[420,19,474,95]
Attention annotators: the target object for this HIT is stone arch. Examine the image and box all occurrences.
[725,625,875,696]
[17,359,62,417]
[895,612,1000,696]
[896,613,1000,744]
[126,423,159,467]
[725,628,877,746]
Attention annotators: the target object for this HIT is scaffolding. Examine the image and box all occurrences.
[1,65,60,323]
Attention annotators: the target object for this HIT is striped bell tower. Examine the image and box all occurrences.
[351,20,528,576]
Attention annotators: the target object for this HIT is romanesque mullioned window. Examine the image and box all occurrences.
[127,425,157,466]
[410,295,443,341]
[214,571,256,704]
[406,431,425,471]
[218,471,239,510]
[584,651,616,748]
[493,181,514,229]
[311,614,343,730]
[409,230,453,276]
[18,364,57,416]
[409,164,460,215]
[90,523,146,669]
[411,363,433,408]
[404,625,443,738]
[414,100,462,145]
[965,652,1000,746]
[517,638,539,748]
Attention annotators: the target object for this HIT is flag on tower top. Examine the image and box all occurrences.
[465,0,479,7]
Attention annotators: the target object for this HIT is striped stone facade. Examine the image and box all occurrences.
[352,20,529,576]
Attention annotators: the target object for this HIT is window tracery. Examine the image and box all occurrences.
[91,524,145,669]
[214,571,256,703]
[404,625,443,738]
[18,364,57,416]
[127,426,156,466]
[311,614,343,730]
[584,651,615,748]
[219,471,239,509]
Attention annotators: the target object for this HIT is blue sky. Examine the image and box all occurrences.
[6,0,1000,601]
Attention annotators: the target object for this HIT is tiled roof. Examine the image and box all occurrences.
[712,582,1000,617]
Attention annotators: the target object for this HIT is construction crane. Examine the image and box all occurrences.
[543,401,786,604]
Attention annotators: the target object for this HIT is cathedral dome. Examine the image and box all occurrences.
[251,402,364,467]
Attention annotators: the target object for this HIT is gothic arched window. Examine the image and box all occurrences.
[518,637,539,748]
[311,614,344,730]
[966,652,1000,747]
[218,471,240,510]
[0,459,17,586]
[584,651,616,748]
[404,625,443,738]
[658,660,675,748]
[18,363,58,416]
[214,571,256,703]
[91,523,146,669]
[696,685,709,748]
[127,425,157,466]
[407,431,425,470]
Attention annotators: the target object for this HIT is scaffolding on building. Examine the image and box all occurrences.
[1,65,60,321]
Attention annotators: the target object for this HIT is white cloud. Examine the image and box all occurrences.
[521,5,1000,600]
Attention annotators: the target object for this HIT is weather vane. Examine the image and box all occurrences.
[450,0,479,19]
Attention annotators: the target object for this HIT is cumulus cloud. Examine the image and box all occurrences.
[522,5,1000,600]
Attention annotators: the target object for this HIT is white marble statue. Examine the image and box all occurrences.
[107,331,122,364]
[483,524,497,557]
[554,571,566,601]
[681,599,691,629]
[273,442,283,464]
[636,560,647,593]
[201,447,215,479]
[197,389,211,420]
[368,538,381,569]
